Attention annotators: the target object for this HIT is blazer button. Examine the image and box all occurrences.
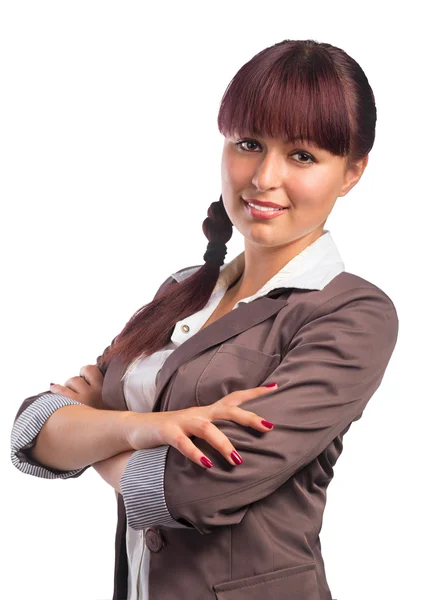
[145,528,164,553]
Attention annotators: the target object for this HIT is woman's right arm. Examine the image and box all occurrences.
[11,385,277,480]
[10,391,133,478]
[27,403,133,471]
[10,274,177,480]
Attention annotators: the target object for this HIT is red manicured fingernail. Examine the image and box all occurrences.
[264,382,277,388]
[230,450,243,465]
[261,420,274,429]
[50,383,55,386]
[200,456,213,468]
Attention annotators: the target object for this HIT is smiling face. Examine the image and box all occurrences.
[221,133,368,250]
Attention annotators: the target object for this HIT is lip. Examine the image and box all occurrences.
[242,198,289,221]
[243,198,287,209]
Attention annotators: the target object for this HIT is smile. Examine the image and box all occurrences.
[242,199,289,220]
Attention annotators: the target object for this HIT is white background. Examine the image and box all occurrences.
[1,1,423,599]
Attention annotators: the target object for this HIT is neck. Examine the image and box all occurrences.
[229,229,325,300]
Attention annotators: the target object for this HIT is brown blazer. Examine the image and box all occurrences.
[14,268,399,600]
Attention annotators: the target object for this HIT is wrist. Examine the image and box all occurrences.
[117,409,139,451]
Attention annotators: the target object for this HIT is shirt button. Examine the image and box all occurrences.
[181,324,190,333]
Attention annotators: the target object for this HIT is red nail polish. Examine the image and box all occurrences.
[50,383,55,386]
[200,456,213,468]
[261,420,274,429]
[230,450,243,465]
[264,382,277,388]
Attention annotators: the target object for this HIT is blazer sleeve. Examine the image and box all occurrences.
[9,337,116,480]
[119,286,399,533]
[10,272,177,479]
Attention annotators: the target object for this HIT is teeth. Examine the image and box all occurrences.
[247,202,284,212]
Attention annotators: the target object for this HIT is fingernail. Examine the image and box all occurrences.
[200,456,213,468]
[264,382,277,388]
[50,383,55,387]
[261,420,274,429]
[230,450,243,465]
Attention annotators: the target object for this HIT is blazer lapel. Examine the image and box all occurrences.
[151,290,291,412]
[102,289,292,413]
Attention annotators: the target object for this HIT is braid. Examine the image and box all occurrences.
[98,194,235,369]
[202,195,233,267]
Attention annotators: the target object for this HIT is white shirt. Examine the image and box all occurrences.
[123,229,345,600]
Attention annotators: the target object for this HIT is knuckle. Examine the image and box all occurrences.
[173,433,187,452]
[227,406,240,417]
[198,419,212,433]
[215,406,231,421]
[229,406,245,421]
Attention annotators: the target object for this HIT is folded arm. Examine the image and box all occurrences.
[10,273,176,482]
[119,287,399,533]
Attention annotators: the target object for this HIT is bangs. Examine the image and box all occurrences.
[217,44,352,157]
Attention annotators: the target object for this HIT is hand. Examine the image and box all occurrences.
[50,365,104,410]
[123,384,277,468]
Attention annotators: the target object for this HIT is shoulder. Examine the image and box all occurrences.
[320,271,398,317]
[284,271,398,345]
[286,271,396,314]
[171,264,204,282]
[152,264,203,300]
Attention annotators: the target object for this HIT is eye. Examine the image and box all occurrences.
[235,139,317,165]
[235,139,261,152]
[291,151,317,165]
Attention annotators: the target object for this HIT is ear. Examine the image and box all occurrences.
[338,155,369,197]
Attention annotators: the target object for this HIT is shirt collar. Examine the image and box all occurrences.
[172,229,345,301]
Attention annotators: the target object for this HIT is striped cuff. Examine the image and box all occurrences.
[10,393,88,479]
[120,446,191,531]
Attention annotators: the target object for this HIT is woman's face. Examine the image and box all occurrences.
[221,133,367,249]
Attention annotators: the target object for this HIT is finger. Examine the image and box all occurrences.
[189,419,244,466]
[80,364,104,385]
[49,383,79,401]
[63,376,87,393]
[225,383,278,406]
[169,432,215,469]
[213,405,274,432]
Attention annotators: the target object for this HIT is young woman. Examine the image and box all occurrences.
[11,38,399,600]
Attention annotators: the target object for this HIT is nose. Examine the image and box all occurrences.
[251,151,287,192]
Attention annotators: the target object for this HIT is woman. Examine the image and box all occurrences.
[11,38,399,600]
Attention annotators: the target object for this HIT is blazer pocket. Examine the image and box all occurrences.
[195,343,280,407]
[213,562,320,600]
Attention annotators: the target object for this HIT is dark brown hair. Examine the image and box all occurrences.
[100,38,377,371]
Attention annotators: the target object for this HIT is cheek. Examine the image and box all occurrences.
[292,170,339,203]
[221,154,248,189]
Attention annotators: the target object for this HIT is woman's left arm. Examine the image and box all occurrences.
[92,452,134,494]
[117,286,399,533]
